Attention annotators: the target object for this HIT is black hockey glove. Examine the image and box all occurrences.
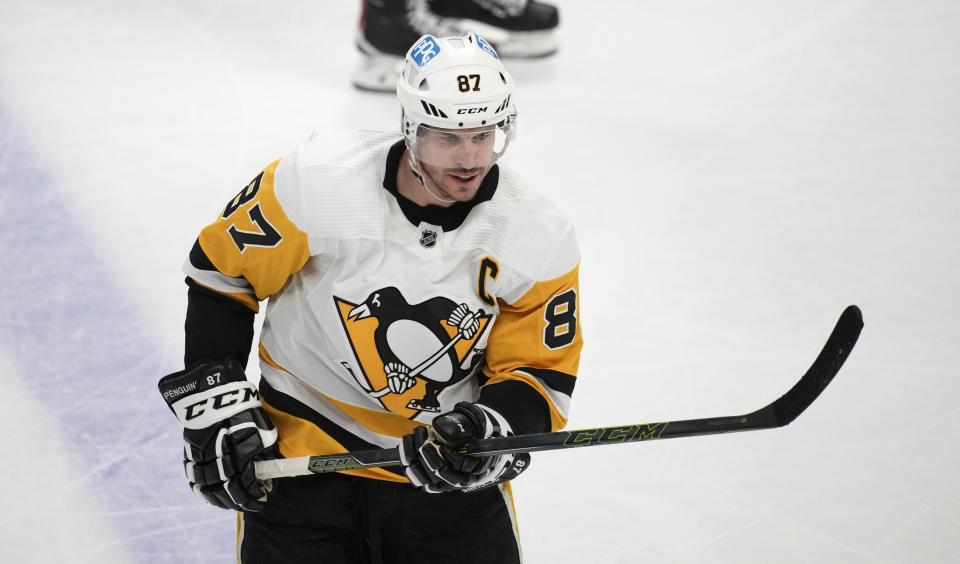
[399,402,530,494]
[158,358,278,511]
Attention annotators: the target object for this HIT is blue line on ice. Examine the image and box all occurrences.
[0,107,232,563]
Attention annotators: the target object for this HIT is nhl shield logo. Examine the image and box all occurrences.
[419,229,438,248]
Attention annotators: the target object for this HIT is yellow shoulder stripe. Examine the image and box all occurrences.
[198,159,311,300]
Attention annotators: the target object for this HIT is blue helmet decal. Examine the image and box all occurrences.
[409,35,441,66]
[475,34,499,59]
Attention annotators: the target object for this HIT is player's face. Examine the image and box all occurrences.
[414,126,497,202]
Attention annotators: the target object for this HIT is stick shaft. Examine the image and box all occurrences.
[256,305,862,480]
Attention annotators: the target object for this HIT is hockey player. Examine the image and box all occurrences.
[354,0,560,91]
[159,32,582,563]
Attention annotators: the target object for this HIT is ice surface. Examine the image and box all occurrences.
[1,1,957,562]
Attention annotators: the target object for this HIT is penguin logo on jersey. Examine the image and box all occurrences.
[334,287,491,415]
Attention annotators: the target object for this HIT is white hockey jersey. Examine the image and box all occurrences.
[185,129,582,482]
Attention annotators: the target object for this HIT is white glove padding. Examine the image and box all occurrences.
[158,358,279,511]
[399,402,530,493]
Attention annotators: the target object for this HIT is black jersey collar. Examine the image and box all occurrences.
[382,140,498,231]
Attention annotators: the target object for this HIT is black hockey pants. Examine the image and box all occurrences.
[238,471,523,563]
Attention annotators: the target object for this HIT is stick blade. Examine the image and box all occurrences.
[767,305,863,426]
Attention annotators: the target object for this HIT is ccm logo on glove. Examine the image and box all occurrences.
[180,385,259,421]
[164,371,262,429]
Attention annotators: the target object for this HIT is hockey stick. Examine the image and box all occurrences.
[255,305,863,480]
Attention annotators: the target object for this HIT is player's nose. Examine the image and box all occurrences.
[451,143,481,169]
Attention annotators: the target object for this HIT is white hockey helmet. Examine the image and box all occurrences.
[397,32,517,137]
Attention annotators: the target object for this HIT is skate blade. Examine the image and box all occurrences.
[447,21,559,58]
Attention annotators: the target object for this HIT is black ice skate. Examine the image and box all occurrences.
[353,0,560,92]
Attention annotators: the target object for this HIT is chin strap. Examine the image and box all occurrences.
[406,148,456,204]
